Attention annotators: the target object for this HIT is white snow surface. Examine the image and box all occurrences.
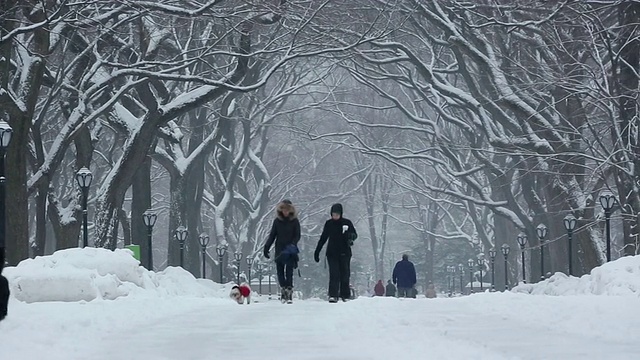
[512,255,640,296]
[2,248,226,303]
[2,249,640,359]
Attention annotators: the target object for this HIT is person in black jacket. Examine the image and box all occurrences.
[264,200,300,303]
[0,250,9,321]
[314,203,357,303]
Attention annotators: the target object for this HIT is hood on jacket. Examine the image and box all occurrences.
[276,200,297,220]
[330,203,343,216]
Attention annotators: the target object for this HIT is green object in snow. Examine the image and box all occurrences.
[125,245,141,261]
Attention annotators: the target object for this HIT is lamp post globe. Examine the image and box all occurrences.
[142,209,157,270]
[536,224,548,281]
[75,167,93,248]
[599,191,616,262]
[563,214,576,276]
[174,226,188,268]
[0,121,13,149]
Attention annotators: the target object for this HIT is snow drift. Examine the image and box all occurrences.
[3,248,227,303]
[512,255,640,296]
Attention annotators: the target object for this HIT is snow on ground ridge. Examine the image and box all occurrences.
[2,247,229,303]
[512,254,640,296]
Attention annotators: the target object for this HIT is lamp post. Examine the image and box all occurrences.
[0,120,12,269]
[142,209,157,270]
[215,244,227,283]
[257,262,265,294]
[234,252,243,284]
[536,224,548,281]
[175,226,188,268]
[476,254,485,291]
[467,258,475,293]
[501,244,510,291]
[457,263,464,294]
[489,248,497,291]
[246,257,253,287]
[75,167,93,248]
[198,234,210,279]
[563,214,577,276]
[446,265,454,297]
[599,191,616,262]
[268,263,273,298]
[516,233,528,283]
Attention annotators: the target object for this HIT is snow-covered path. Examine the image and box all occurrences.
[5,293,638,360]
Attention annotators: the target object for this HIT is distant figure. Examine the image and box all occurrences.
[425,283,437,298]
[385,280,396,297]
[392,254,417,298]
[374,280,385,296]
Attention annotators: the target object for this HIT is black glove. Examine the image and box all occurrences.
[263,250,270,259]
[314,250,320,263]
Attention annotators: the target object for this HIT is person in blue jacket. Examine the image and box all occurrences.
[392,254,417,298]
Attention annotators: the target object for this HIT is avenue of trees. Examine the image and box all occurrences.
[1,0,638,294]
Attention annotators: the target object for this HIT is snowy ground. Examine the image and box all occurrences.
[2,249,640,359]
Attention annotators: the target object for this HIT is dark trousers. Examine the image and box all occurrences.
[398,287,416,298]
[327,254,351,299]
[0,275,9,321]
[276,261,294,288]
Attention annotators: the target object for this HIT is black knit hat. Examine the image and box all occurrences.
[330,203,343,215]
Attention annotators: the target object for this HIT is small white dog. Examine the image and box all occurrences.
[229,283,251,304]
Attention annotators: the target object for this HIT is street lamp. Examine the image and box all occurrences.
[198,234,210,279]
[142,209,157,270]
[75,167,93,248]
[257,262,265,294]
[501,244,510,291]
[477,254,485,291]
[563,214,577,276]
[0,120,12,269]
[175,226,188,267]
[516,233,528,283]
[446,265,454,297]
[457,263,464,294]
[246,257,254,287]
[215,244,227,283]
[536,224,548,281]
[467,258,475,293]
[268,263,273,298]
[599,191,616,262]
[234,252,243,285]
[489,248,497,291]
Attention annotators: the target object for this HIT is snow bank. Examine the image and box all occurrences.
[3,248,227,303]
[512,255,640,296]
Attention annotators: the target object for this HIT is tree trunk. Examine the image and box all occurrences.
[131,157,152,268]
[615,2,640,257]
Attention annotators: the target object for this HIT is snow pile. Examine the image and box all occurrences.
[512,255,640,296]
[3,248,226,303]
